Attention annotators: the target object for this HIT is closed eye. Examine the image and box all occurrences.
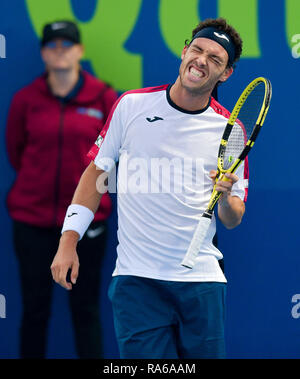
[191,46,224,65]
[210,56,222,65]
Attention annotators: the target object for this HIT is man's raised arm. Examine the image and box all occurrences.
[51,161,108,290]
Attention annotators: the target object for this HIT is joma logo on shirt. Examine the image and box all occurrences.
[146,116,164,123]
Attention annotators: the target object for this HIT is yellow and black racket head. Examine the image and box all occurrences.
[218,77,272,174]
[207,77,272,212]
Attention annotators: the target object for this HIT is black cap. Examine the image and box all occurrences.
[41,20,81,46]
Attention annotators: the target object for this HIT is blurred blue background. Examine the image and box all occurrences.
[0,0,300,359]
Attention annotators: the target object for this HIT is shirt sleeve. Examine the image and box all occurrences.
[87,95,125,172]
[230,156,249,202]
[5,91,27,171]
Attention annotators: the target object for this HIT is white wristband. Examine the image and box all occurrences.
[61,204,94,240]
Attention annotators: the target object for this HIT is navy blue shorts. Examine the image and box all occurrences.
[108,275,226,359]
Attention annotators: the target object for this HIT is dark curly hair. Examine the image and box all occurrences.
[185,18,243,68]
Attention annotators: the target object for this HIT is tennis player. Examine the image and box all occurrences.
[51,17,246,358]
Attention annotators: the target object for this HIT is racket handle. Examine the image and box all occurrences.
[216,172,231,184]
[181,216,211,269]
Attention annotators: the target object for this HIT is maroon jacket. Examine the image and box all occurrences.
[6,70,118,227]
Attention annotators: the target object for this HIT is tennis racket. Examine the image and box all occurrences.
[181,76,272,269]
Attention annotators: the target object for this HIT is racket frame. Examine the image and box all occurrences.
[206,77,272,213]
[181,77,272,269]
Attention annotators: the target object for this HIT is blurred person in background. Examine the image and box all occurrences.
[5,20,118,359]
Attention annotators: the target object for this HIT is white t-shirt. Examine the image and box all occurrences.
[88,84,249,283]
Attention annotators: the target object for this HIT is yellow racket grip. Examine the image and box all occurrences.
[216,172,231,184]
[212,172,232,193]
[207,171,232,210]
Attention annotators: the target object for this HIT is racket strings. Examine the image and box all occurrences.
[223,83,266,170]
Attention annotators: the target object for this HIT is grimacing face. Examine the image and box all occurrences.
[41,38,84,71]
[179,37,233,96]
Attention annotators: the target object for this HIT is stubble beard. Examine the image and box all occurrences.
[179,62,215,98]
[179,72,212,98]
